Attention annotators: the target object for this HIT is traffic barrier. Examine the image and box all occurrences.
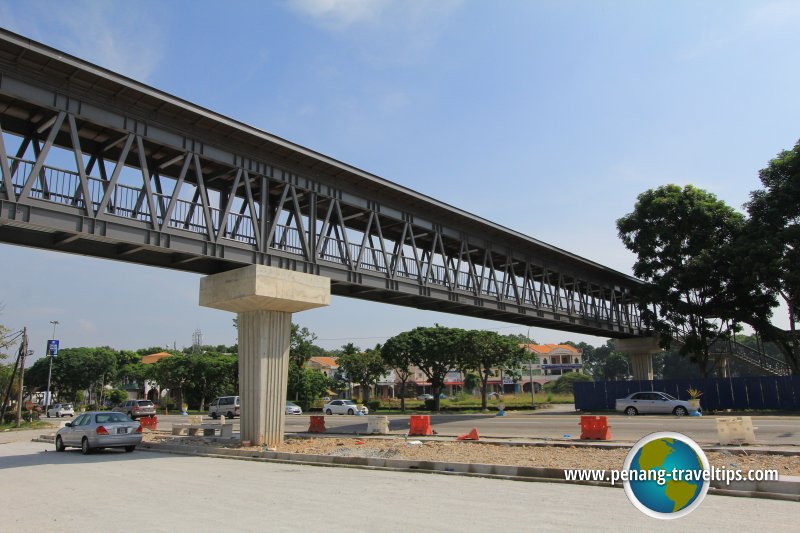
[367,415,389,434]
[189,415,203,425]
[716,416,758,445]
[457,428,480,441]
[579,415,611,440]
[408,415,433,436]
[308,415,326,433]
[139,416,157,431]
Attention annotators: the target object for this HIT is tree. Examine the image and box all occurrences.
[287,363,331,412]
[290,325,321,366]
[107,388,128,405]
[744,140,800,374]
[148,354,191,409]
[617,184,746,377]
[459,330,527,410]
[549,372,591,394]
[185,352,238,410]
[336,346,386,403]
[404,326,462,412]
[382,332,415,412]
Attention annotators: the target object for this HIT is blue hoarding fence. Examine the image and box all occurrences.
[574,376,800,412]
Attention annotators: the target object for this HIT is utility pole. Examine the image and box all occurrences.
[45,320,59,414]
[527,328,535,410]
[15,328,28,428]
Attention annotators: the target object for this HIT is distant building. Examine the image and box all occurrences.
[306,356,339,379]
[140,351,174,402]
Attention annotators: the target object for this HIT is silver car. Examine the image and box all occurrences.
[285,401,302,415]
[615,391,698,416]
[323,399,369,415]
[55,411,142,454]
[46,403,74,418]
[114,399,157,419]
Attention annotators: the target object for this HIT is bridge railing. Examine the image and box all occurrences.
[3,154,640,331]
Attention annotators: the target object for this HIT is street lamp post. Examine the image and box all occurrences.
[45,320,59,413]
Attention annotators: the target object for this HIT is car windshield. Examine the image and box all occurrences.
[286,402,298,407]
[138,401,154,406]
[95,413,130,424]
[62,404,72,408]
[342,400,355,405]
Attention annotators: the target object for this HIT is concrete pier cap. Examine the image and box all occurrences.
[199,265,330,448]
[199,264,330,313]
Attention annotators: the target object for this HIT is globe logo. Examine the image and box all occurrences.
[623,431,710,519]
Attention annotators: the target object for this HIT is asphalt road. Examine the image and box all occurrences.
[1,440,796,532]
[145,411,800,446]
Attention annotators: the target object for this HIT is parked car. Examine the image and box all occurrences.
[46,403,74,418]
[209,396,240,419]
[114,400,156,419]
[416,394,434,400]
[323,399,369,415]
[285,401,302,415]
[55,411,142,454]
[615,392,698,416]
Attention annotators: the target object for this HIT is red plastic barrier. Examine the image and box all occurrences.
[579,415,611,440]
[139,415,158,431]
[408,415,433,436]
[308,415,326,433]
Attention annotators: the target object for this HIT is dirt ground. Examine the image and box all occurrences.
[143,433,800,476]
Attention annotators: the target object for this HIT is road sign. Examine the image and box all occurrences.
[47,339,59,356]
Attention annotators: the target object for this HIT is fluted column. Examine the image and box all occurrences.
[238,310,291,447]
[200,265,330,448]
[616,337,661,381]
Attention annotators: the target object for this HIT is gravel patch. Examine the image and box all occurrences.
[143,434,800,475]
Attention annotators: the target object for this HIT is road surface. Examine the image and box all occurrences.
[1,440,796,532]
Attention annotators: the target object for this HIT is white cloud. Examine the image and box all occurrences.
[287,0,462,31]
[0,1,162,81]
[288,0,391,29]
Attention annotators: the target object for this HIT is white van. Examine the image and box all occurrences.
[208,396,239,419]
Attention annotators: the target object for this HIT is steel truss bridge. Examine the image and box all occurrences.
[0,29,645,338]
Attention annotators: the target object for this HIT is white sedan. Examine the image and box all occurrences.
[47,403,75,418]
[615,392,698,416]
[285,401,302,415]
[323,399,368,415]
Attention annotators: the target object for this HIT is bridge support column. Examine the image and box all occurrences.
[615,337,662,381]
[200,265,329,448]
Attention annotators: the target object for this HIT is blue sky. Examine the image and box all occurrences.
[1,0,799,360]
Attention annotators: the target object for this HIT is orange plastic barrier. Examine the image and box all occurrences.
[457,427,480,441]
[579,415,611,440]
[408,415,433,436]
[308,415,326,433]
[139,416,158,431]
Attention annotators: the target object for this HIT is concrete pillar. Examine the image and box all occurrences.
[200,265,329,448]
[615,337,662,381]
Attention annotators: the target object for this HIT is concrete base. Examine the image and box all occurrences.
[200,265,330,448]
[615,337,661,381]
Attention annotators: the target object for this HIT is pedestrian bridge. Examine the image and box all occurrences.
[0,28,644,339]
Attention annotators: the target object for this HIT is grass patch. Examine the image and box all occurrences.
[0,419,54,431]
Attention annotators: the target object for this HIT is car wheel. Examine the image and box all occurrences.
[56,413,61,418]
[46,412,50,418]
[325,409,332,415]
[125,445,136,453]
[673,406,688,417]
[211,412,218,420]
[55,435,65,452]
[226,411,234,419]
[81,437,91,455]
[347,408,354,415]
[625,407,638,416]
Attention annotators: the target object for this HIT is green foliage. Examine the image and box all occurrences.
[381,332,415,412]
[463,373,480,393]
[549,372,591,394]
[337,346,386,403]
[744,139,800,374]
[404,326,464,411]
[287,362,331,411]
[290,324,321,366]
[459,330,527,410]
[617,184,746,376]
[107,389,128,405]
